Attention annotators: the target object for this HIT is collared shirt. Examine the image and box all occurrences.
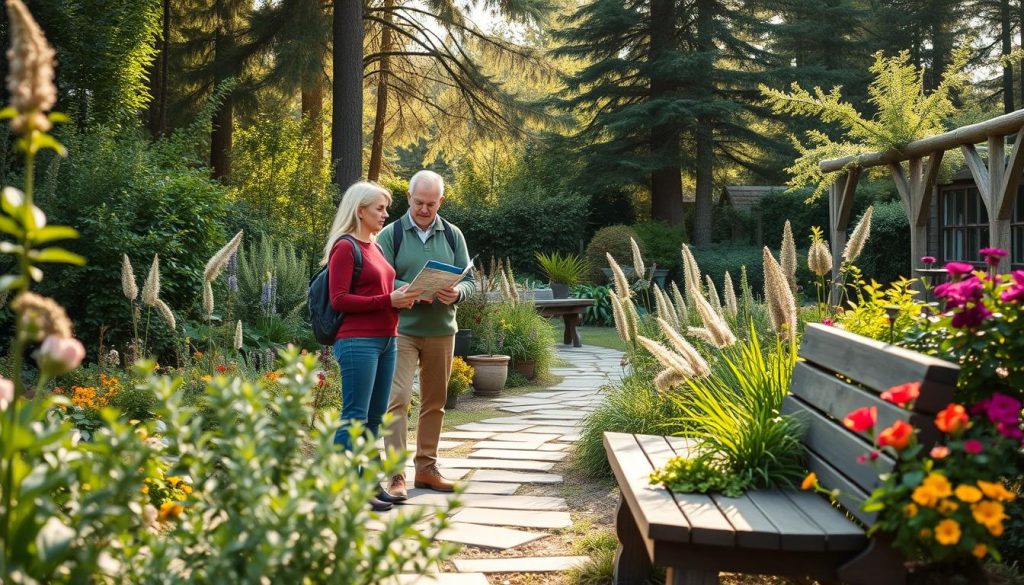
[412,215,439,243]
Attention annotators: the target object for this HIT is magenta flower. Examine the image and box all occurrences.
[920,256,936,266]
[980,247,1008,266]
[950,303,993,328]
[963,439,984,454]
[934,276,983,309]
[1000,271,1024,303]
[822,318,834,326]
[944,261,975,279]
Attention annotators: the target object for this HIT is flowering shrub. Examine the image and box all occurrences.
[804,382,1022,563]
[905,251,1024,402]
[834,268,925,342]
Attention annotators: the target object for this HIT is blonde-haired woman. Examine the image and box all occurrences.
[323,181,419,511]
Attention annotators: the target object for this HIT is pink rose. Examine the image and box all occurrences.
[35,336,85,376]
[963,439,984,454]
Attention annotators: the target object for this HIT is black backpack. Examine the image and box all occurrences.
[391,216,457,262]
[308,235,377,345]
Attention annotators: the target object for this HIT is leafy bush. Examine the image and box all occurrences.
[855,199,911,285]
[572,284,613,326]
[535,251,589,286]
[236,237,310,320]
[836,272,924,342]
[690,244,765,297]
[448,356,474,401]
[632,221,684,275]
[584,225,644,283]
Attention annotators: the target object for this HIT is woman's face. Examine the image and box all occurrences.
[358,193,390,234]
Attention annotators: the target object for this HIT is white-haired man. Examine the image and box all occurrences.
[378,170,475,495]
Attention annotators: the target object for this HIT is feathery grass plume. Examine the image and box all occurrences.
[636,335,695,378]
[11,291,71,339]
[705,275,723,315]
[670,280,689,325]
[654,368,686,394]
[740,265,755,314]
[204,230,244,282]
[808,239,833,277]
[780,220,797,294]
[681,245,702,304]
[202,282,214,319]
[687,289,737,348]
[606,253,631,299]
[5,0,57,135]
[609,292,631,343]
[630,237,646,277]
[141,254,160,307]
[121,254,138,300]
[763,247,797,341]
[656,317,710,377]
[155,299,176,331]
[653,286,679,330]
[498,269,514,302]
[842,205,873,262]
[621,295,641,342]
[234,320,243,350]
[504,259,516,299]
[723,271,738,317]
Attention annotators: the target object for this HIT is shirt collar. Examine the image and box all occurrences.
[405,211,442,233]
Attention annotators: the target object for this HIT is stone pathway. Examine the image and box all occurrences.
[396,344,624,583]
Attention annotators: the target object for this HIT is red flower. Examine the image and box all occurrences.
[215,364,227,373]
[878,420,914,450]
[843,407,877,432]
[930,445,950,459]
[935,404,970,435]
[880,382,920,407]
[963,439,984,454]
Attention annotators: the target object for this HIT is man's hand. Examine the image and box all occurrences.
[435,286,460,305]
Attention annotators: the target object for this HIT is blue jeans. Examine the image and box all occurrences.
[333,336,397,449]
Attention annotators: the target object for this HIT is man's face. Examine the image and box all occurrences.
[408,182,444,230]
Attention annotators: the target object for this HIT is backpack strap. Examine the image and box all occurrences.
[392,215,457,264]
[337,234,364,292]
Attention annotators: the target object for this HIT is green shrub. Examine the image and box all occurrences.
[574,374,684,478]
[855,199,911,285]
[584,225,644,283]
[535,251,589,286]
[236,237,310,321]
[572,284,613,326]
[566,530,618,585]
[690,244,764,297]
[632,221,684,275]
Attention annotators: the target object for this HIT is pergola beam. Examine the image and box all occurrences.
[889,152,943,280]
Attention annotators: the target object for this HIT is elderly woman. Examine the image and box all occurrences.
[321,181,420,511]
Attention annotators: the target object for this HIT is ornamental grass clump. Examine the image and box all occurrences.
[780,220,797,295]
[762,247,797,342]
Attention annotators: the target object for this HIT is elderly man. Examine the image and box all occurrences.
[378,170,475,495]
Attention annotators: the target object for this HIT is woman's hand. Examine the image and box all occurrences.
[390,284,421,309]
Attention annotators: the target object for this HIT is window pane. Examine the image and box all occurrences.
[1014,226,1024,264]
[1017,188,1024,222]
[944,191,956,224]
[967,190,978,223]
[956,191,966,225]
[967,229,978,259]
[980,197,989,223]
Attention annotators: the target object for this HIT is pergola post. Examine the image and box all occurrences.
[961,130,1024,273]
[829,169,859,303]
[889,151,943,282]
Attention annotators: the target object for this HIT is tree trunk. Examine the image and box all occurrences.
[210,6,234,181]
[301,84,323,161]
[158,0,170,136]
[692,0,715,246]
[367,0,395,182]
[648,0,684,225]
[332,0,364,201]
[1001,0,1014,114]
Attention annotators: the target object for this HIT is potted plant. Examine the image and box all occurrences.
[535,251,588,299]
[446,356,474,409]
[466,311,510,397]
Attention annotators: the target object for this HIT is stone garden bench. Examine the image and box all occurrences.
[604,323,960,584]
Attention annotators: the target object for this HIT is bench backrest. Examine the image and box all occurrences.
[783,324,959,525]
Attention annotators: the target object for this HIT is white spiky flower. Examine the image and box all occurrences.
[653,286,679,330]
[121,254,138,301]
[656,317,710,377]
[636,335,695,378]
[681,244,701,304]
[653,368,686,394]
[763,246,797,341]
[723,271,738,317]
[705,275,722,315]
[204,230,244,283]
[621,295,640,342]
[606,253,631,299]
[234,320,243,350]
[630,237,645,277]
[687,289,736,348]
[155,299,176,330]
[781,220,797,294]
[609,292,630,343]
[141,254,160,307]
[808,239,833,277]
[5,0,57,135]
[202,282,214,319]
[843,206,874,262]
[670,280,689,325]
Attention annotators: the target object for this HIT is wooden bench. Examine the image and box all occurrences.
[483,289,595,347]
[605,323,959,585]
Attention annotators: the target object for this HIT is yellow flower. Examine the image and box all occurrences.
[141,484,149,494]
[158,501,183,522]
[938,499,959,515]
[977,480,1016,502]
[167,476,181,487]
[904,504,918,518]
[912,486,939,508]
[201,375,212,382]
[180,484,193,495]
[954,484,982,504]
[919,528,932,539]
[801,472,817,491]
[934,519,961,545]
[972,500,1007,528]
[988,522,1005,537]
[922,473,952,498]
[972,544,988,559]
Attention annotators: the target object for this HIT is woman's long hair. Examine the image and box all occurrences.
[320,181,392,266]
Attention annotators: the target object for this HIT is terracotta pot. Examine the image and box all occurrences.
[466,354,510,396]
[513,359,537,380]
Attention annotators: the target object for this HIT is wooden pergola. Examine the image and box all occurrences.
[820,108,1024,279]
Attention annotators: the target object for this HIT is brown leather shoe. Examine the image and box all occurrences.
[414,465,455,492]
[388,474,408,499]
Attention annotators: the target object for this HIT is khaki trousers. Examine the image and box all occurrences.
[384,334,455,474]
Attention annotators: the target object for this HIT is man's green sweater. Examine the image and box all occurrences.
[377,212,475,337]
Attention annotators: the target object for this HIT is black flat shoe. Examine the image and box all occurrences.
[376,488,407,504]
[369,496,393,512]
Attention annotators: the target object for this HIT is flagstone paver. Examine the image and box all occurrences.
[468,470,563,483]
[452,556,590,573]
[468,449,567,462]
[477,432,561,443]
[432,458,555,471]
[394,573,490,584]
[454,423,533,432]
[403,493,568,511]
[439,431,494,440]
[450,508,573,529]
[426,523,549,550]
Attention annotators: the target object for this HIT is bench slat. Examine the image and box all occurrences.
[783,397,894,493]
[782,491,867,551]
[791,362,941,446]
[709,494,782,550]
[805,451,876,526]
[799,324,957,412]
[745,490,827,551]
[638,435,735,547]
[604,432,691,542]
